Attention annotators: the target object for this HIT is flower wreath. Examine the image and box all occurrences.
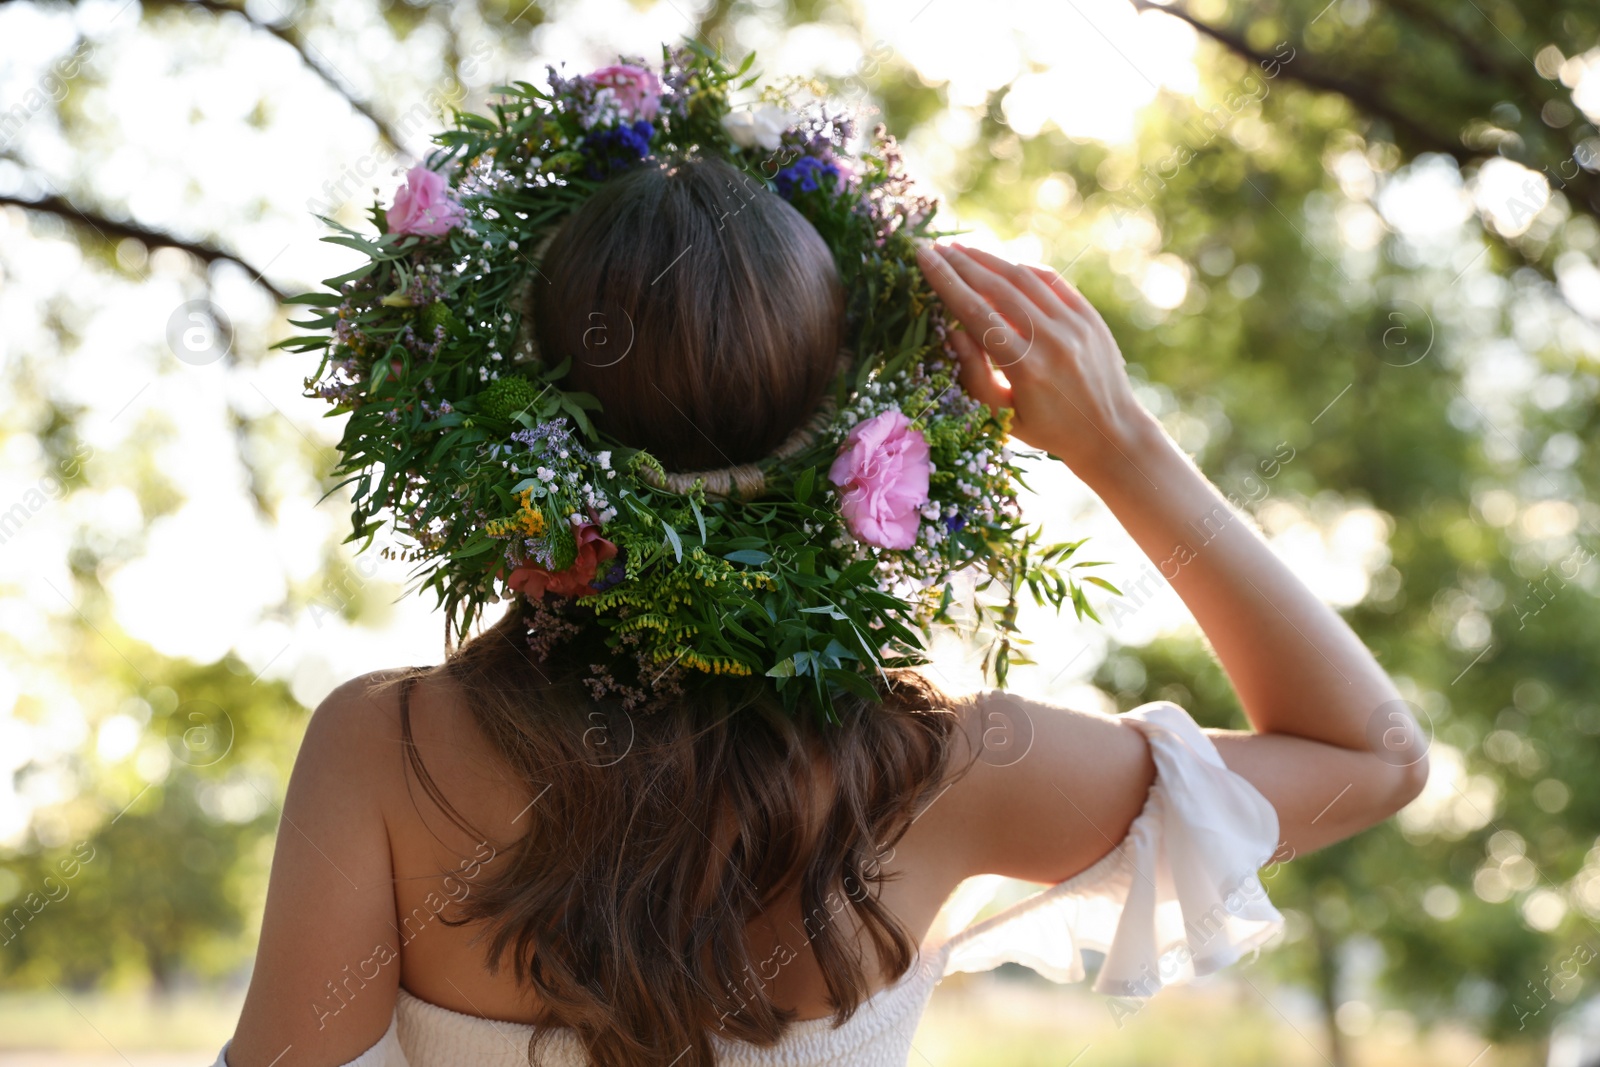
[283,43,1108,720]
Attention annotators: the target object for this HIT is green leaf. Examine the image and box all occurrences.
[838,558,876,585]
[722,614,760,643]
[724,549,771,565]
[323,234,384,256]
[1069,582,1102,624]
[825,667,879,701]
[822,638,856,664]
[282,292,343,307]
[794,466,816,505]
[321,261,377,288]
[558,397,596,438]
[660,517,683,562]
[766,651,811,679]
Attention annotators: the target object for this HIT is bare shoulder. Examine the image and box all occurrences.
[288,668,448,819]
[916,687,1157,885]
[336,667,533,841]
[294,669,417,775]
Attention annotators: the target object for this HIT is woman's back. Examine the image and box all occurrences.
[379,667,965,1028]
[224,641,1402,1067]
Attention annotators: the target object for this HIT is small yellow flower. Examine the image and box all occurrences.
[487,489,547,539]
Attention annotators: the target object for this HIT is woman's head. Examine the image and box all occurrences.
[533,157,844,471]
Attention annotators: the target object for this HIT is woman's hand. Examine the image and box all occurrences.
[917,241,1428,858]
[914,241,1156,482]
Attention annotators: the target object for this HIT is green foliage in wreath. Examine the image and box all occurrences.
[277,42,1111,720]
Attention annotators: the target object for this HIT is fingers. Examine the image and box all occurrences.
[946,243,1074,321]
[932,245,1039,339]
[915,244,1033,371]
[947,326,1013,417]
[916,244,1003,333]
[1020,262,1095,319]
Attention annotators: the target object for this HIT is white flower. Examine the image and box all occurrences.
[721,104,792,151]
[597,450,612,470]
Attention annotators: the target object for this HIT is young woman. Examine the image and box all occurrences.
[216,155,1428,1067]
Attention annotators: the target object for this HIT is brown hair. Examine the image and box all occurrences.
[399,156,968,1066]
[533,156,844,471]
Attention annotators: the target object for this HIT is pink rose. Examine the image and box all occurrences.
[386,164,467,237]
[507,515,619,600]
[589,63,661,123]
[828,409,931,550]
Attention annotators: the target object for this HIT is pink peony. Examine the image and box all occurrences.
[386,164,467,237]
[828,409,931,550]
[589,64,662,123]
[507,515,619,601]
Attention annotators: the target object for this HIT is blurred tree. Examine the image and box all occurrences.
[981,4,1600,1062]
[1144,1,1600,284]
[2,2,1599,1065]
[0,640,305,992]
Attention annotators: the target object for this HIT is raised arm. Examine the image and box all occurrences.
[913,241,1428,879]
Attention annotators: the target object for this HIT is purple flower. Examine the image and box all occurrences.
[590,549,628,592]
[774,156,841,200]
[583,119,655,179]
[943,511,966,534]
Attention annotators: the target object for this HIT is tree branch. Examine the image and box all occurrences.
[1375,0,1600,215]
[1381,0,1556,110]
[1132,0,1470,163]
[151,0,406,153]
[1132,0,1600,305]
[0,193,289,301]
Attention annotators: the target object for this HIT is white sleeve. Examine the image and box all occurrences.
[937,700,1285,998]
[209,1016,407,1067]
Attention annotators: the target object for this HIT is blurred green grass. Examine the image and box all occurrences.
[0,975,1542,1067]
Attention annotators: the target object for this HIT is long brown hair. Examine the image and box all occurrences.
[398,155,969,1066]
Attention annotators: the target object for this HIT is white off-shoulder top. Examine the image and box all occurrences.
[212,700,1285,1067]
